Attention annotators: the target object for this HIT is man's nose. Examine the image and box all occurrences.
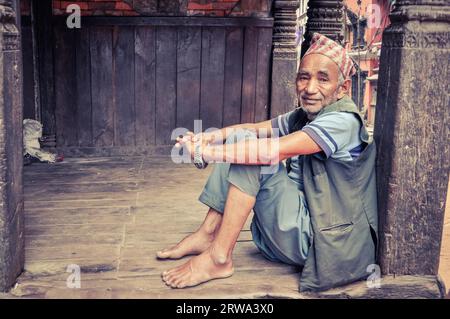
[304,79,319,95]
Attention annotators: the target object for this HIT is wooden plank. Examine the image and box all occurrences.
[10,274,444,299]
[254,28,272,123]
[241,27,258,123]
[176,27,201,131]
[135,27,156,146]
[34,0,56,138]
[305,275,444,299]
[25,244,121,261]
[155,27,177,145]
[24,199,134,210]
[90,27,114,147]
[52,16,275,28]
[24,181,139,196]
[200,27,226,129]
[75,28,93,147]
[21,25,36,120]
[25,224,125,237]
[223,27,244,127]
[113,26,136,146]
[54,26,77,146]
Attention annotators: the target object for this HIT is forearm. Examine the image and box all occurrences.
[207,121,273,144]
[203,138,278,165]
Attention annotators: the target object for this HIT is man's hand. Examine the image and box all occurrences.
[177,131,218,145]
[175,132,211,161]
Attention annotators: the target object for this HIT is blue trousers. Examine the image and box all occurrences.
[198,130,312,266]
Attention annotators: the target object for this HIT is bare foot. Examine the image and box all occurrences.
[161,247,234,288]
[156,229,214,260]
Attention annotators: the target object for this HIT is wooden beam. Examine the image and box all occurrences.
[270,0,299,118]
[374,0,449,277]
[300,0,345,56]
[32,0,56,146]
[51,16,274,28]
[0,0,24,292]
[305,275,445,299]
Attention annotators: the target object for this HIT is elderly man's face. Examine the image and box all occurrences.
[296,53,348,118]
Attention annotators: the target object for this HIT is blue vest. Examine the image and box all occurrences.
[288,96,378,292]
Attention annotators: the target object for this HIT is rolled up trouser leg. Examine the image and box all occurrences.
[198,129,258,213]
[198,129,312,266]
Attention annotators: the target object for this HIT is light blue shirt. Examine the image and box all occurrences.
[271,109,364,190]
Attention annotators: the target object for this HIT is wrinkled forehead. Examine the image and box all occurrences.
[298,53,340,77]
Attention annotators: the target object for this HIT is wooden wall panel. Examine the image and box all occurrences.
[200,28,226,131]
[155,27,177,145]
[21,24,36,120]
[223,27,244,127]
[90,27,114,147]
[75,28,93,147]
[254,28,272,123]
[54,27,77,147]
[42,18,273,155]
[135,27,156,146]
[113,26,136,146]
[241,27,258,124]
[176,27,201,132]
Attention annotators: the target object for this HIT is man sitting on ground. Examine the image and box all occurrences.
[157,33,378,292]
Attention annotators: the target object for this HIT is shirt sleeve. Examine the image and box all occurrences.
[270,110,296,137]
[302,111,361,159]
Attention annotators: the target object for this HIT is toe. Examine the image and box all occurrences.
[174,273,191,289]
[157,248,175,259]
[165,266,183,276]
[167,274,181,287]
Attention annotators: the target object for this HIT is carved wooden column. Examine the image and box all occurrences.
[270,0,299,117]
[374,0,449,281]
[300,0,345,56]
[0,0,24,292]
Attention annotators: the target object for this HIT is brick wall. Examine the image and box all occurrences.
[187,0,271,17]
[53,1,140,16]
[17,1,271,17]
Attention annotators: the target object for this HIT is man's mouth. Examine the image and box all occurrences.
[301,97,321,105]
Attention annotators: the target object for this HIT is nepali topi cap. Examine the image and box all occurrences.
[303,32,356,78]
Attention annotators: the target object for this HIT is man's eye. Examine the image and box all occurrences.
[319,78,328,82]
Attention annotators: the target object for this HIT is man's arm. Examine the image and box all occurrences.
[185,120,275,145]
[218,119,275,140]
[202,131,322,165]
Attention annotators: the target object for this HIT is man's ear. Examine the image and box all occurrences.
[337,78,351,98]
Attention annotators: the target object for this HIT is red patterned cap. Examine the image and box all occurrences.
[304,33,356,78]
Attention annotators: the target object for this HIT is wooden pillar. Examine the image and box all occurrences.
[300,0,345,56]
[374,0,449,277]
[270,0,299,117]
[31,0,55,147]
[0,0,24,292]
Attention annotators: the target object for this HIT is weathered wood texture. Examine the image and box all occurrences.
[300,0,345,54]
[0,157,443,298]
[20,20,36,120]
[438,178,450,298]
[0,0,24,292]
[270,0,299,118]
[22,16,273,156]
[374,0,449,277]
[33,0,55,138]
